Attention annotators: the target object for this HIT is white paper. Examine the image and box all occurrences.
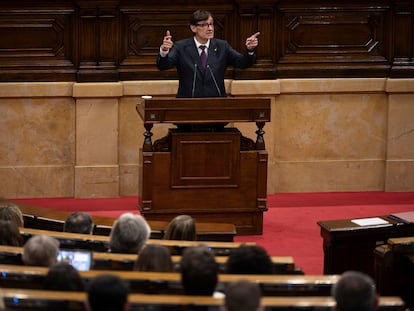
[351,217,389,226]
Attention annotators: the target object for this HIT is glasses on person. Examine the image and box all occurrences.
[196,22,214,28]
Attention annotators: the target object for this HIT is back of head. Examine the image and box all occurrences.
[164,215,196,241]
[0,202,24,227]
[180,246,218,295]
[87,274,129,311]
[331,271,378,311]
[0,220,23,246]
[109,213,151,254]
[224,280,262,311]
[44,262,84,291]
[226,245,273,274]
[22,235,59,267]
[134,244,174,272]
[64,212,94,234]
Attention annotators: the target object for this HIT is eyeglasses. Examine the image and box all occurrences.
[196,22,214,28]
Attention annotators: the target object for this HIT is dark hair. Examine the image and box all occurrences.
[134,244,174,272]
[87,274,129,311]
[189,10,212,26]
[331,270,377,311]
[180,246,218,295]
[164,215,196,241]
[44,262,84,291]
[0,220,23,246]
[226,245,273,274]
[64,212,94,234]
[225,280,262,311]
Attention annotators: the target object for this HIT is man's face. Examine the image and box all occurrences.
[190,16,214,43]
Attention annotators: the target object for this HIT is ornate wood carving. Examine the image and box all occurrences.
[0,0,413,81]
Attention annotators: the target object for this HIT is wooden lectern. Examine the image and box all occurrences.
[136,97,271,235]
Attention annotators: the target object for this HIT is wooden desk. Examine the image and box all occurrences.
[0,243,296,274]
[0,288,405,311]
[0,264,338,296]
[2,198,236,242]
[19,227,247,256]
[317,215,414,276]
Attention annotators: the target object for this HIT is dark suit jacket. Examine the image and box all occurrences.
[157,37,255,98]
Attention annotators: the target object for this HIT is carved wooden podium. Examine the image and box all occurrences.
[136,97,271,235]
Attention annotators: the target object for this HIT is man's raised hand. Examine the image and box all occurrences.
[246,32,260,51]
[161,30,174,52]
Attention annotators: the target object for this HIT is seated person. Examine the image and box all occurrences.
[44,262,84,291]
[133,244,174,272]
[331,270,379,311]
[0,202,24,227]
[86,274,130,311]
[180,246,220,296]
[109,213,151,254]
[22,234,59,267]
[163,214,196,241]
[226,245,273,274]
[63,211,94,234]
[0,220,23,246]
[222,279,263,311]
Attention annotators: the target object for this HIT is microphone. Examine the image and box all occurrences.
[207,64,221,97]
[192,63,197,98]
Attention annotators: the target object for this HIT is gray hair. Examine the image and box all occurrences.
[22,235,59,267]
[109,213,151,254]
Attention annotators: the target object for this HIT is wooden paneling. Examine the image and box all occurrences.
[0,0,413,81]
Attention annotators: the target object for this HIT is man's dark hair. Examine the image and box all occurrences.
[64,212,94,234]
[87,274,129,311]
[226,245,273,274]
[180,246,218,295]
[224,280,262,311]
[331,271,377,311]
[189,10,212,25]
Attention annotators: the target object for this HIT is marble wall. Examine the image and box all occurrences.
[0,79,413,198]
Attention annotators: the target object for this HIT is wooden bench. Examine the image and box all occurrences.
[0,244,297,274]
[0,288,405,311]
[0,264,338,296]
[2,198,236,241]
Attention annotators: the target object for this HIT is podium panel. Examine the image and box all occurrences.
[171,130,240,188]
[136,97,270,235]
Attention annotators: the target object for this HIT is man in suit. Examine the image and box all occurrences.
[157,9,260,98]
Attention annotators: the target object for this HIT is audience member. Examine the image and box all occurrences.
[44,262,84,291]
[109,213,151,254]
[164,214,196,241]
[226,245,273,274]
[222,279,263,311]
[22,234,59,267]
[133,244,174,272]
[63,211,94,234]
[0,202,24,227]
[0,220,23,246]
[331,270,378,311]
[86,274,129,311]
[180,246,219,296]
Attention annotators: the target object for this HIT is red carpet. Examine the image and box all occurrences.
[14,192,414,275]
